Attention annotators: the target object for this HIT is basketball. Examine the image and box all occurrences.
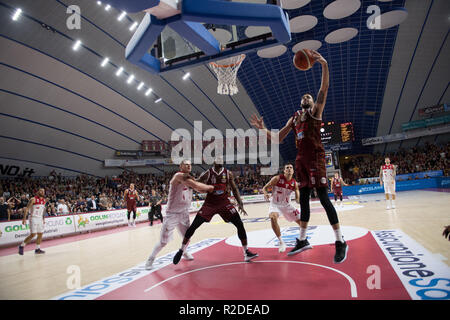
[293,49,316,71]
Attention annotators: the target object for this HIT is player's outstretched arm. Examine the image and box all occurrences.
[310,50,329,119]
[250,114,293,144]
[262,175,280,201]
[177,173,213,193]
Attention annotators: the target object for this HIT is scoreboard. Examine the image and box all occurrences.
[320,121,354,145]
[340,122,355,143]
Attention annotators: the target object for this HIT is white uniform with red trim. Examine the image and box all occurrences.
[268,174,301,222]
[30,196,46,234]
[382,164,396,195]
[159,172,193,244]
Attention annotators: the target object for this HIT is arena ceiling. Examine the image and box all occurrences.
[0,0,449,177]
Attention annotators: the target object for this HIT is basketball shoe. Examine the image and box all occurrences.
[244,249,258,262]
[334,240,348,264]
[35,249,45,254]
[287,238,312,256]
[145,256,155,270]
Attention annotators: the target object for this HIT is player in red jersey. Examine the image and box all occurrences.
[379,157,397,209]
[18,188,46,255]
[173,159,258,264]
[124,183,139,227]
[263,163,303,254]
[250,50,348,263]
[331,173,348,207]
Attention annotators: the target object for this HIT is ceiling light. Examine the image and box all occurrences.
[72,39,82,51]
[116,67,123,76]
[145,88,153,96]
[137,82,144,90]
[100,57,109,67]
[105,4,111,11]
[118,11,127,21]
[12,8,22,21]
[155,98,162,103]
[182,72,190,80]
[97,1,102,5]
[129,22,138,31]
[127,74,135,84]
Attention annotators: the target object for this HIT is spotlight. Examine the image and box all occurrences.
[116,67,124,76]
[72,39,82,51]
[100,57,109,67]
[145,88,153,96]
[12,8,22,21]
[155,98,162,103]
[127,74,135,84]
[129,22,138,31]
[182,72,190,80]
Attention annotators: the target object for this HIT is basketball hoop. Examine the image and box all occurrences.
[209,54,246,95]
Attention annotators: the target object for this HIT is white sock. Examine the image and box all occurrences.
[36,244,40,249]
[242,245,248,254]
[20,242,25,247]
[299,227,307,241]
[334,228,344,243]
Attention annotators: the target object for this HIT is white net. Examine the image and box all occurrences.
[209,54,246,95]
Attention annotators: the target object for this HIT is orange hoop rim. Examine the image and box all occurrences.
[209,54,246,68]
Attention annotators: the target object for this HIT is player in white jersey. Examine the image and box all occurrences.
[18,188,46,255]
[379,157,397,209]
[145,160,214,269]
[263,164,307,255]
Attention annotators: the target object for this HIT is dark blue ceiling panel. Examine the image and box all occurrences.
[237,0,405,161]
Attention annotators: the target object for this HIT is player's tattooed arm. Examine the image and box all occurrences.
[229,171,247,215]
[196,170,210,183]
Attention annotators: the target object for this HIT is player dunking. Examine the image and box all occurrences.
[18,188,46,255]
[380,157,397,209]
[331,173,348,207]
[145,160,214,269]
[173,159,258,264]
[250,50,348,263]
[262,163,303,254]
[124,183,139,227]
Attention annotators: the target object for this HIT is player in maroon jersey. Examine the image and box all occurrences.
[331,173,348,207]
[173,159,258,264]
[124,183,139,227]
[250,50,348,263]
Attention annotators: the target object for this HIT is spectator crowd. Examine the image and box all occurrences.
[341,142,449,185]
[0,165,271,221]
[0,142,447,221]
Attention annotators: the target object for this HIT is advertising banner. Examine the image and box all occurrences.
[0,215,76,246]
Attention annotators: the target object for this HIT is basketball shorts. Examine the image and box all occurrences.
[127,204,137,212]
[384,181,396,195]
[268,203,301,222]
[334,189,343,197]
[159,211,190,244]
[197,202,238,223]
[295,151,328,189]
[30,217,44,234]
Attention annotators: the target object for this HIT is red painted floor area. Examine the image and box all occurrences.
[98,232,410,300]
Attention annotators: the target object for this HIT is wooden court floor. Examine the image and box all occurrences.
[0,189,449,300]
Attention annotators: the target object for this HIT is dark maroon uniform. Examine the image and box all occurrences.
[126,189,137,212]
[197,167,239,222]
[332,178,343,196]
[291,108,328,189]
